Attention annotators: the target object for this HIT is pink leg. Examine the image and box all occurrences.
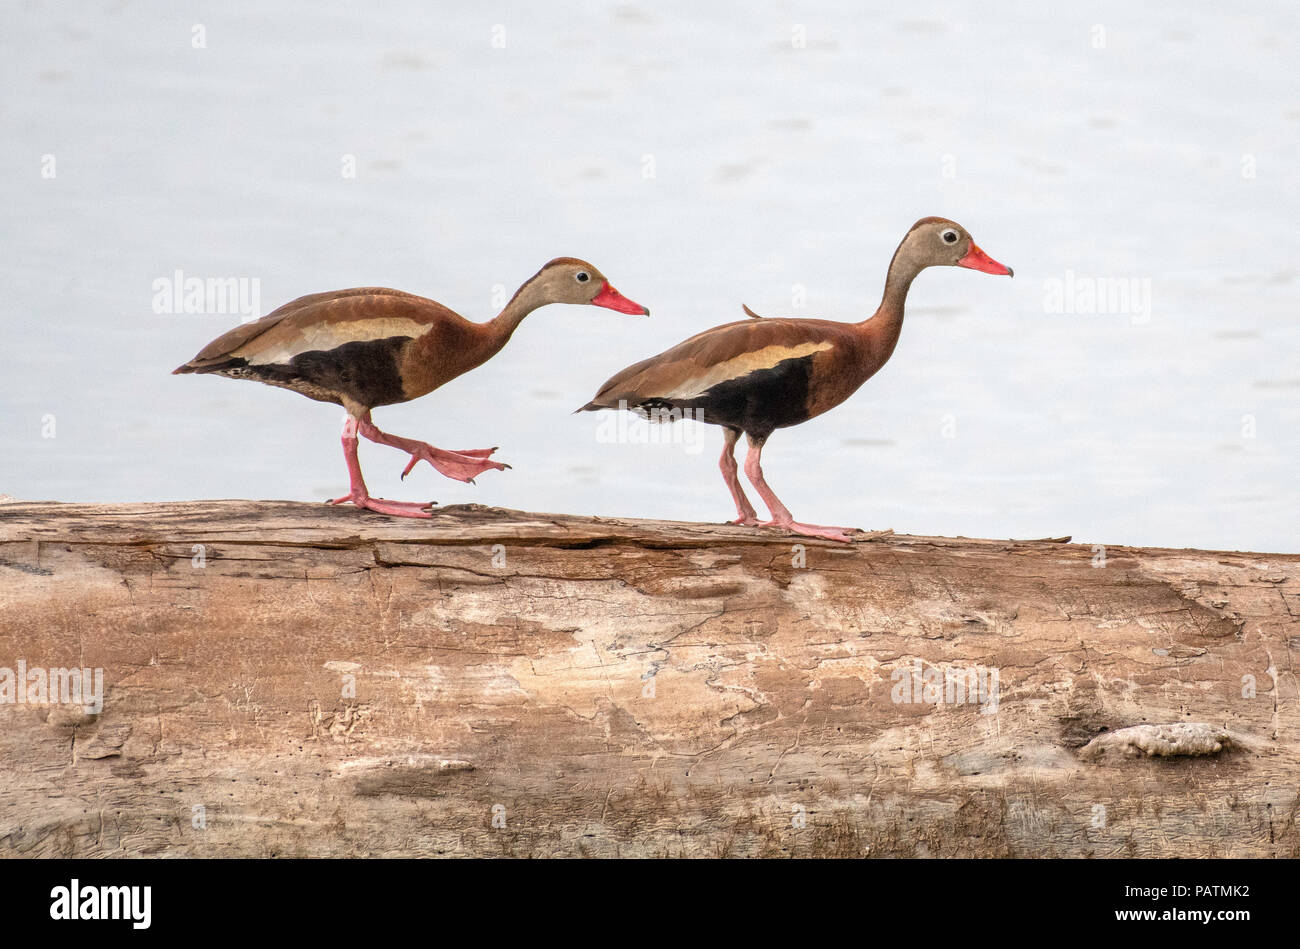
[742,433,860,542]
[720,428,759,525]
[355,412,511,484]
[328,416,435,518]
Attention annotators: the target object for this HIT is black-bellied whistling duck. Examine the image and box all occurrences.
[175,258,648,518]
[578,217,1012,542]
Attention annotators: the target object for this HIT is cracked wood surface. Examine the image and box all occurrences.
[0,500,1297,857]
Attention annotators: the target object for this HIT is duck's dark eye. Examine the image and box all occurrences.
[576,272,590,283]
[941,229,958,244]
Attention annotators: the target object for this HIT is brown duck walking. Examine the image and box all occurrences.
[578,218,1012,541]
[176,258,648,517]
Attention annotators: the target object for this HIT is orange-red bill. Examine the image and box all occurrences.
[957,243,1014,277]
[591,282,650,315]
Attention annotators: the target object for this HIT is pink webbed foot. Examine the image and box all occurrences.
[728,515,761,526]
[446,447,500,459]
[399,445,511,484]
[353,416,511,485]
[328,492,434,519]
[759,519,861,543]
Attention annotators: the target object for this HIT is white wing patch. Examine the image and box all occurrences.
[237,318,430,365]
[661,341,832,399]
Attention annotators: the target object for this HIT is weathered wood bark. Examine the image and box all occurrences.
[0,500,1296,857]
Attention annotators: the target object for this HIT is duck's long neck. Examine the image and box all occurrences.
[475,277,548,360]
[858,243,923,360]
[404,277,551,401]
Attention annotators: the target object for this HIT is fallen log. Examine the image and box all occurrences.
[0,500,1296,857]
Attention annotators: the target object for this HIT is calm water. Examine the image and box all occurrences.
[2,1,1297,552]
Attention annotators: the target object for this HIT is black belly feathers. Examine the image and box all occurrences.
[197,335,413,408]
[623,353,816,438]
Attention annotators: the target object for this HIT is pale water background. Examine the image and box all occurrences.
[2,1,1297,552]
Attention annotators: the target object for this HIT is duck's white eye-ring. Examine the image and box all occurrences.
[575,271,590,283]
[940,228,959,245]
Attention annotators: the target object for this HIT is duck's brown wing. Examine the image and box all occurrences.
[172,287,451,374]
[577,317,848,413]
